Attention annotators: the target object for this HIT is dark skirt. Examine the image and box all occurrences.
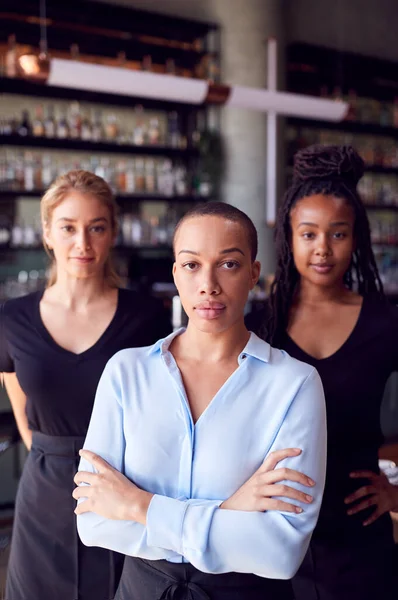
[292,531,398,600]
[5,431,124,600]
[116,556,294,600]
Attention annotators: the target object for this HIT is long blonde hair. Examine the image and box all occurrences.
[41,170,121,287]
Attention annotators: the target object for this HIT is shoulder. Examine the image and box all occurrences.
[362,294,398,334]
[270,342,317,383]
[1,291,41,325]
[249,332,317,384]
[104,337,162,376]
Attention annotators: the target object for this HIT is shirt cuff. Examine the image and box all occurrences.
[146,494,188,554]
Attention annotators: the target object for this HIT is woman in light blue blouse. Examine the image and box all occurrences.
[73,202,327,600]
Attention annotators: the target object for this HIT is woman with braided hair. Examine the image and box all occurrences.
[247,144,398,600]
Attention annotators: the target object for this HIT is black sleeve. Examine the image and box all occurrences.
[0,302,15,373]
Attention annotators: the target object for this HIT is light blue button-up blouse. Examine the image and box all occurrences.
[77,329,326,580]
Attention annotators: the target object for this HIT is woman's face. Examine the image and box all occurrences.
[290,193,355,289]
[43,191,115,282]
[173,215,260,334]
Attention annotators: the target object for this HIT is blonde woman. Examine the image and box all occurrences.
[0,170,170,600]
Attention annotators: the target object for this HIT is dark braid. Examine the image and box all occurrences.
[264,145,385,347]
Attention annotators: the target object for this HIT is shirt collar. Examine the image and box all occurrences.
[149,329,270,363]
[241,332,271,363]
[148,328,185,355]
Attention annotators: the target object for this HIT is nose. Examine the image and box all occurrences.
[315,233,331,257]
[75,229,91,251]
[198,266,221,296]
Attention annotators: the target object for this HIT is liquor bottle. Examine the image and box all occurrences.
[105,114,118,141]
[167,111,180,148]
[133,106,146,145]
[56,108,69,139]
[135,159,145,192]
[44,105,56,138]
[91,109,104,141]
[69,102,82,139]
[125,160,136,193]
[34,155,43,190]
[23,152,35,191]
[116,160,127,193]
[41,155,53,188]
[148,117,160,145]
[145,159,156,193]
[142,55,152,72]
[32,105,45,137]
[18,110,32,137]
[81,109,92,140]
[5,34,18,78]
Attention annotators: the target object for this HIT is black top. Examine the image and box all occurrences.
[246,295,398,544]
[0,289,171,437]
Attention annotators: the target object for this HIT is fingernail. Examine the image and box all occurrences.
[347,510,353,515]
[305,495,313,503]
[295,507,303,513]
[307,478,315,486]
[79,450,83,455]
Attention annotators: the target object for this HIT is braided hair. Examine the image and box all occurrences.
[265,144,384,346]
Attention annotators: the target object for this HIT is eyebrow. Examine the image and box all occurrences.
[297,221,351,227]
[178,247,245,256]
[56,217,108,224]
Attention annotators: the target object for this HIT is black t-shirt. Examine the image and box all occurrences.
[0,288,171,437]
[246,295,398,543]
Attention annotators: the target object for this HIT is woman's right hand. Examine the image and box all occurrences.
[220,448,315,514]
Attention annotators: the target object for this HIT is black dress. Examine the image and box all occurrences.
[0,288,171,600]
[246,295,398,600]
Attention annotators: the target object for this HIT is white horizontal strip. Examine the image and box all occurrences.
[48,59,209,104]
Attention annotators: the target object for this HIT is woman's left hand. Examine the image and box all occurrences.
[344,470,398,526]
[73,450,152,524]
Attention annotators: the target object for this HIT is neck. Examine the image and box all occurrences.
[176,319,250,363]
[46,272,112,309]
[295,278,350,306]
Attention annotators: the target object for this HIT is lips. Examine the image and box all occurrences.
[310,263,334,274]
[71,257,95,263]
[194,301,226,320]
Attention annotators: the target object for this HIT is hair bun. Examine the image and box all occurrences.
[293,144,365,188]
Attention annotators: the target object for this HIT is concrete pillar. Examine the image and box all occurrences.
[211,0,285,275]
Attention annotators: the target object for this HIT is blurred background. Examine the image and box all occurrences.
[1,0,398,579]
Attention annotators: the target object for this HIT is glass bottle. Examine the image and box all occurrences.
[44,105,56,138]
[32,105,45,137]
[18,110,32,137]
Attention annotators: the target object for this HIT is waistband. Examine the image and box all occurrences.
[121,557,289,600]
[31,431,85,457]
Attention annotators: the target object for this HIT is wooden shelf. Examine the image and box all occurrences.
[1,134,199,159]
[2,77,203,112]
[287,117,398,140]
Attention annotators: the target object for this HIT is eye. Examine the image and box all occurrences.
[182,262,198,271]
[61,225,74,233]
[333,231,347,240]
[302,232,315,240]
[221,260,239,270]
[90,225,106,234]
